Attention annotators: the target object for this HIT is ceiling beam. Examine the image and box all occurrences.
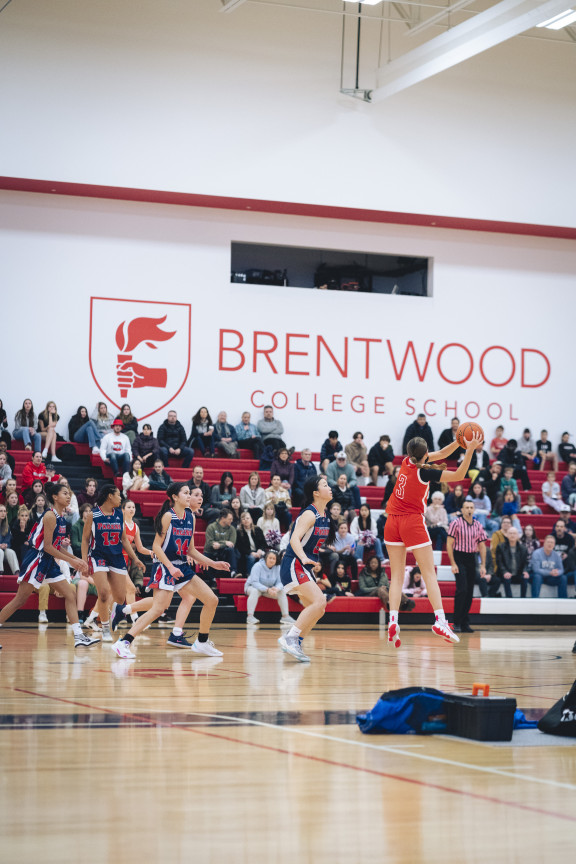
[220,0,248,12]
[372,0,572,101]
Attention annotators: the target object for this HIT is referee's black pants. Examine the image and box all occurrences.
[453,551,477,628]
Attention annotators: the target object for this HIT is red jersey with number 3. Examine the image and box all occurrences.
[386,457,441,516]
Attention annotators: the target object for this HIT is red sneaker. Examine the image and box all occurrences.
[388,621,401,648]
[432,620,460,644]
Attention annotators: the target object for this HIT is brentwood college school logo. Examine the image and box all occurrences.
[89,297,191,420]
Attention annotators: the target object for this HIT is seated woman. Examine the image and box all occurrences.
[244,549,294,626]
[264,473,292,531]
[445,483,466,523]
[333,520,358,579]
[23,479,44,510]
[235,510,267,576]
[213,411,238,458]
[132,423,160,467]
[424,491,449,551]
[465,481,499,534]
[331,561,355,597]
[58,477,80,525]
[148,459,173,491]
[0,503,20,576]
[122,457,150,495]
[239,471,266,522]
[13,398,41,452]
[68,405,102,454]
[257,502,282,549]
[210,471,237,508]
[26,492,49,532]
[402,565,428,597]
[269,448,294,491]
[9,505,31,563]
[5,491,22,526]
[349,503,386,565]
[0,398,11,448]
[91,401,113,439]
[115,403,138,445]
[189,406,215,457]
[330,473,356,521]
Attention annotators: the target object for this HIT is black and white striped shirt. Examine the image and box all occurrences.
[447,517,488,553]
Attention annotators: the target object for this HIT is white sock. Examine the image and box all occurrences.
[389,611,398,625]
[173,627,183,636]
[101,621,110,629]
[434,609,446,622]
[130,613,138,623]
[72,623,82,637]
[123,604,132,615]
[287,626,302,640]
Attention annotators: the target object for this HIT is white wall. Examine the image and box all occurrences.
[0,1,575,226]
[1,189,574,453]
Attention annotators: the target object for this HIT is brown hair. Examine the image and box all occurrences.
[406,437,447,471]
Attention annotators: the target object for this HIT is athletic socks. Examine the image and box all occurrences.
[434,609,446,623]
[287,626,302,640]
[389,611,398,625]
[173,627,183,637]
[72,622,83,637]
[123,604,132,616]
[197,632,209,643]
[124,633,135,644]
[130,613,138,623]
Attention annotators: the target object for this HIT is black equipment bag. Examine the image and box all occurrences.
[537,678,576,737]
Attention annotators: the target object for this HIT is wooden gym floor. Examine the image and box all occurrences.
[1,622,575,864]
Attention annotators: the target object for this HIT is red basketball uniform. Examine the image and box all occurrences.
[385,457,443,549]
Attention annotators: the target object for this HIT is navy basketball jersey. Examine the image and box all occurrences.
[27,509,68,555]
[158,508,195,562]
[283,505,330,564]
[90,506,124,558]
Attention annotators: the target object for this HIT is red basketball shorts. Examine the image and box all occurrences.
[384,513,431,550]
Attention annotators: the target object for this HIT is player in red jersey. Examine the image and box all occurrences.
[384,431,483,647]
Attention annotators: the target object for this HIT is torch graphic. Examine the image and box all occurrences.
[115,316,176,398]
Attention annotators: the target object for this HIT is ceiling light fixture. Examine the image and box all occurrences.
[343,1,383,6]
[537,8,576,26]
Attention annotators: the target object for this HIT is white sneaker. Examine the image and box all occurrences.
[283,635,310,662]
[388,621,401,649]
[74,633,100,647]
[41,448,48,458]
[280,615,296,626]
[91,446,100,455]
[191,639,223,657]
[51,455,62,463]
[38,610,48,624]
[432,619,460,644]
[113,639,136,659]
[278,635,288,653]
[84,614,102,631]
[246,615,260,625]
[101,625,113,643]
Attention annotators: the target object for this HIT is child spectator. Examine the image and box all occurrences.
[490,425,507,459]
[542,471,570,513]
[521,494,543,515]
[123,458,150,495]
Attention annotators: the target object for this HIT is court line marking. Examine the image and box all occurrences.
[8,686,576,824]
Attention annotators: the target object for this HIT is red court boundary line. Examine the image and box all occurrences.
[11,686,576,824]
[1,176,576,240]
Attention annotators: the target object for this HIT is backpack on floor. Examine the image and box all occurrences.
[356,687,445,735]
[537,678,576,737]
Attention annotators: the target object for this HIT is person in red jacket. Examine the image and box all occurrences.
[21,452,48,491]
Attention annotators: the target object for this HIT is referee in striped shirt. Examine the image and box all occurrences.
[446,500,488,633]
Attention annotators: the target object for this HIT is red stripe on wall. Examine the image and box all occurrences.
[1,175,575,240]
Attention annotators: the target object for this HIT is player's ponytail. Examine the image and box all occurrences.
[97,483,119,506]
[153,482,188,534]
[300,475,337,546]
[44,482,62,505]
[407,437,447,472]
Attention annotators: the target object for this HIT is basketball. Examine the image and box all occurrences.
[456,421,484,448]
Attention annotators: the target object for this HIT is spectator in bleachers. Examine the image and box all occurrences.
[131,423,159,467]
[358,555,389,607]
[77,477,98,509]
[9,505,30,562]
[445,483,466,523]
[37,401,61,462]
[438,418,463,460]
[499,439,531,490]
[559,432,576,466]
[326,452,361,509]
[257,405,286,452]
[490,515,513,569]
[466,443,491,480]
[475,546,502,597]
[239,471,266,522]
[115,403,138,445]
[5,491,21,527]
[331,473,356,521]
[2,479,23,507]
[350,503,386,565]
[292,448,317,507]
[27,492,49,531]
[331,561,354,597]
[312,560,336,600]
[496,527,530,598]
[0,503,19,576]
[500,465,519,497]
[13,398,41,452]
[535,429,558,472]
[402,414,434,455]
[494,488,521,523]
[542,471,570,513]
[551,518,574,561]
[0,441,14,473]
[235,411,263,458]
[257,502,281,549]
[333,519,358,578]
[490,425,508,459]
[521,494,543,515]
[68,405,102,454]
[71,503,91,557]
[561,462,576,509]
[368,435,394,485]
[235,510,267,576]
[189,406,215,457]
[210,471,237,508]
[228,496,244,529]
[270,447,295,491]
[517,428,537,466]
[188,464,211,505]
[91,401,113,437]
[402,565,427,598]
[244,550,294,625]
[204,508,238,576]
[424,491,449,550]
[122,458,150,495]
[214,410,239,458]
[320,430,342,472]
[157,410,194,468]
[23,479,44,509]
[58,477,79,525]
[21,451,48,490]
[148,458,173,491]
[531,535,567,598]
[328,500,342,522]
[0,399,11,448]
[264,473,291,531]
[100,418,132,476]
[345,431,370,479]
[0,451,12,493]
[478,461,502,504]
[380,465,400,512]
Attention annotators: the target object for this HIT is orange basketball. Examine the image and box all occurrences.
[456,422,484,448]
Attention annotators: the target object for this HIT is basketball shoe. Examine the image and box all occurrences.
[432,619,460,644]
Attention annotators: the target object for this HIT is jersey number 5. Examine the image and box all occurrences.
[395,475,407,499]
